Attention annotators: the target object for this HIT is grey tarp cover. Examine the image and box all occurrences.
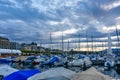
[0,65,18,77]
[28,67,75,80]
[72,67,111,80]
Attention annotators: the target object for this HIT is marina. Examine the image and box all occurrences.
[0,44,120,80]
[0,0,120,80]
[0,31,120,80]
[0,33,120,80]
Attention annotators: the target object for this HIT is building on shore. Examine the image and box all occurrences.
[0,37,10,49]
[10,42,21,50]
[37,46,46,52]
[21,42,37,51]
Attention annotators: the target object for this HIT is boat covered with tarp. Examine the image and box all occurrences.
[3,69,40,80]
[0,65,18,77]
[72,67,111,80]
[28,67,75,80]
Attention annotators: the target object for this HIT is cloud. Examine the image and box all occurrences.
[102,0,120,10]
[30,0,82,12]
[53,28,78,37]
[0,0,120,50]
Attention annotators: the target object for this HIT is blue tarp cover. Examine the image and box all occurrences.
[3,69,40,80]
[79,55,85,59]
[0,58,12,64]
[48,57,59,64]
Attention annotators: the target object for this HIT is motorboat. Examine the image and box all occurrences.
[68,56,92,67]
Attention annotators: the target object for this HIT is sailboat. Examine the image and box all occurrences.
[115,26,120,74]
[104,34,115,70]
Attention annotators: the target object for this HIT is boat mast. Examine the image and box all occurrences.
[62,32,64,52]
[115,26,119,52]
[50,32,53,53]
[107,33,112,55]
[40,39,42,54]
[94,38,97,54]
[91,36,94,53]
[102,41,104,54]
[78,33,80,51]
[67,40,70,52]
[86,32,89,55]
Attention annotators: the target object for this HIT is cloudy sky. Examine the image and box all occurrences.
[0,0,120,50]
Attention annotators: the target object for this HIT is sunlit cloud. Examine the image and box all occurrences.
[98,24,120,34]
[53,28,78,37]
[102,0,120,10]
[47,21,59,25]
